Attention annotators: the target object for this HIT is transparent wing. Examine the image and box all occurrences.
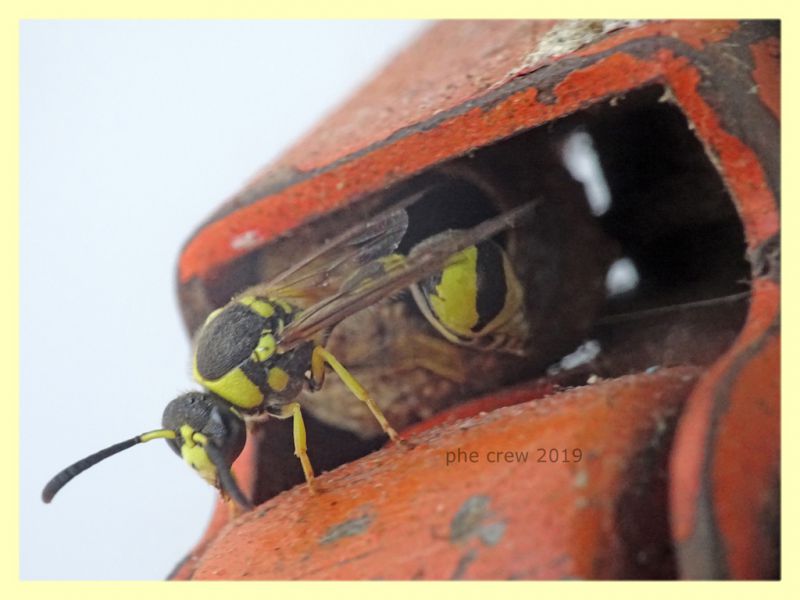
[280,198,540,348]
[241,189,438,305]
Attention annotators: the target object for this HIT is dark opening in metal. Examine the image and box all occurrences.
[181,84,751,503]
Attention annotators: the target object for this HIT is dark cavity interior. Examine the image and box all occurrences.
[179,84,751,503]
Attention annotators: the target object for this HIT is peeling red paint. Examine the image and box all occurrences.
[655,48,779,246]
[670,278,779,578]
[553,51,660,103]
[569,19,739,57]
[179,23,777,286]
[713,319,779,578]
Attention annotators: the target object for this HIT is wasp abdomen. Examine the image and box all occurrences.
[411,238,527,353]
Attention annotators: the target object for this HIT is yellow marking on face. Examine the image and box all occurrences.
[179,425,216,485]
[268,367,290,392]
[252,332,277,362]
[180,425,195,446]
[429,247,480,336]
[193,356,264,409]
[239,296,275,318]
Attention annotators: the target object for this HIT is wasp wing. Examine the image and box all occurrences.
[280,198,540,348]
[241,189,444,305]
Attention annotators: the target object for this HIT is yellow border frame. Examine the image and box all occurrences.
[5,1,795,596]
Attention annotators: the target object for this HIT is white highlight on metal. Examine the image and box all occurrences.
[230,229,264,250]
[547,339,602,375]
[561,130,612,216]
[605,257,640,296]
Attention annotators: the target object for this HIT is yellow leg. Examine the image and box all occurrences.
[281,402,317,492]
[312,346,401,442]
[310,343,327,390]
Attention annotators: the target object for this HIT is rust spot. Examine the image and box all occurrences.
[320,512,373,545]
[451,549,479,579]
[450,496,491,543]
[479,523,507,546]
[449,495,506,547]
[183,369,702,579]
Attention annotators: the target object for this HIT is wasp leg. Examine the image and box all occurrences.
[309,343,328,392]
[312,346,401,443]
[277,402,318,493]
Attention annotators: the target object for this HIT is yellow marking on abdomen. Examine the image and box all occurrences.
[268,367,290,392]
[429,246,480,336]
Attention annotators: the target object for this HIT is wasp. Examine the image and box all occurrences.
[42,190,538,510]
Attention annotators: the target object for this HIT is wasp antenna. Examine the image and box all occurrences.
[203,442,254,511]
[42,429,176,503]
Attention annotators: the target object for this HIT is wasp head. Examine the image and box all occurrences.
[162,391,251,509]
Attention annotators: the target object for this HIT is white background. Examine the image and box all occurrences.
[20,20,425,580]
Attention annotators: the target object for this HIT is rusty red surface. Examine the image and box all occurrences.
[170,380,556,580]
[179,19,777,285]
[269,20,557,172]
[567,19,739,58]
[670,278,780,579]
[750,36,780,119]
[399,380,557,439]
[169,431,260,579]
[185,369,699,580]
[272,20,738,174]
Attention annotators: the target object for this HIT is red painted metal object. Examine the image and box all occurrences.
[187,369,699,580]
[171,20,779,580]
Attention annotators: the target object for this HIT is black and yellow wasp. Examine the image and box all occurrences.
[42,190,537,510]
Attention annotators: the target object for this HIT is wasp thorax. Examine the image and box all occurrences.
[195,301,281,380]
[192,296,307,410]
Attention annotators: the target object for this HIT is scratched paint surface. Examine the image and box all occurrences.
[670,279,780,579]
[179,20,777,287]
[186,369,698,579]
